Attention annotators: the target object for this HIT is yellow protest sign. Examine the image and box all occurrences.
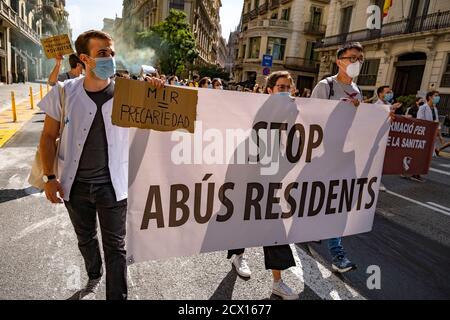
[112,78,198,133]
[41,34,74,59]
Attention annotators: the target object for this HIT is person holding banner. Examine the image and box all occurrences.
[374,85,403,191]
[416,91,445,176]
[375,86,402,112]
[48,54,84,86]
[226,71,299,300]
[38,30,164,300]
[310,42,364,273]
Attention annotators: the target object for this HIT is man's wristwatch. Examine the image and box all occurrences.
[43,174,56,183]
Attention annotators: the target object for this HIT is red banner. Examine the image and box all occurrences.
[383,116,439,175]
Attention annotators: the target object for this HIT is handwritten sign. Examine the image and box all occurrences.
[112,78,198,133]
[41,34,74,59]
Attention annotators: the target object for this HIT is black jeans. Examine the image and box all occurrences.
[65,181,128,300]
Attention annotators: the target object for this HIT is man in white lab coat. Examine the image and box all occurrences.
[415,90,444,182]
[38,30,164,300]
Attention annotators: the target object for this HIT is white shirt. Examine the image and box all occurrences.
[417,103,440,124]
[375,98,389,105]
[38,78,129,202]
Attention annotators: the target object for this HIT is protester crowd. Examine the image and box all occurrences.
[38,29,449,301]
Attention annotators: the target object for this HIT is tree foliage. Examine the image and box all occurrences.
[137,9,198,75]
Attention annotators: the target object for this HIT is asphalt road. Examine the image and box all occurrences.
[1,111,449,300]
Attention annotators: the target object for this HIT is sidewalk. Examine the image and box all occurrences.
[0,82,46,113]
[0,83,47,148]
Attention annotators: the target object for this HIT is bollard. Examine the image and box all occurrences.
[29,87,34,109]
[11,91,17,123]
[40,84,43,99]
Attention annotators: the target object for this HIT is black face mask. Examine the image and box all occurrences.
[418,102,425,106]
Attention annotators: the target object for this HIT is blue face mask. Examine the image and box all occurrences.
[433,96,441,105]
[92,57,116,80]
[277,92,291,97]
[384,92,394,102]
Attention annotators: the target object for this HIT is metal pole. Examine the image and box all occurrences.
[29,87,34,109]
[11,91,17,122]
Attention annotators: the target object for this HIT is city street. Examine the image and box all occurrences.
[1,110,449,300]
[2,0,450,304]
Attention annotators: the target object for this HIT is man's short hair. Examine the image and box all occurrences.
[426,90,439,101]
[68,54,84,69]
[75,30,113,56]
[377,85,390,96]
[336,42,364,59]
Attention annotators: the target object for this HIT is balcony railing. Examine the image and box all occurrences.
[269,19,292,28]
[249,8,258,20]
[285,57,320,72]
[281,0,293,4]
[246,19,292,30]
[258,2,268,15]
[242,13,249,24]
[304,22,326,35]
[0,1,40,43]
[316,10,450,48]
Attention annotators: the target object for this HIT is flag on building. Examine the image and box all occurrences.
[383,0,393,17]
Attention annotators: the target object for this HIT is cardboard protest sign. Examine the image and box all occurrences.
[125,91,390,264]
[383,116,439,175]
[112,78,198,133]
[41,34,74,59]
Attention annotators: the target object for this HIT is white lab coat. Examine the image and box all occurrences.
[417,103,440,126]
[38,77,129,202]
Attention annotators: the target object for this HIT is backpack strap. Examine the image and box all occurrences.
[326,77,334,100]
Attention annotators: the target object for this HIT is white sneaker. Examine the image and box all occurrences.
[379,183,386,192]
[272,280,298,300]
[232,254,251,278]
[79,277,102,300]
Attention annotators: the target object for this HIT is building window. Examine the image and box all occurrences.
[267,37,286,60]
[281,8,290,21]
[440,54,450,88]
[249,37,261,59]
[254,0,260,9]
[169,0,185,11]
[357,59,380,86]
[310,6,322,26]
[305,41,318,61]
[362,90,376,100]
[332,63,339,75]
[21,3,25,19]
[271,11,278,19]
[340,6,353,34]
[242,44,246,58]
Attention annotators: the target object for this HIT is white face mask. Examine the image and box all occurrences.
[346,61,362,78]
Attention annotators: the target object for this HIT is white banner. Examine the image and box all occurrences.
[126,90,390,264]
